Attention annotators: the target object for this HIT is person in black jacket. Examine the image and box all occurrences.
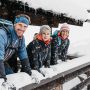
[51,23,70,65]
[27,25,51,72]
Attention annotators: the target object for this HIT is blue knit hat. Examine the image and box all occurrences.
[14,14,30,25]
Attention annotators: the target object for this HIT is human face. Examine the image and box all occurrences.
[41,30,51,41]
[61,30,69,39]
[14,23,28,38]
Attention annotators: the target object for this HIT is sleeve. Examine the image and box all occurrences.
[18,37,28,60]
[0,32,6,60]
[27,40,40,70]
[0,30,7,80]
[44,45,51,67]
[63,39,70,55]
[26,42,33,60]
[51,36,58,65]
[61,39,70,61]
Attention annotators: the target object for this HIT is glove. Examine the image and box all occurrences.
[44,60,50,68]
[21,59,32,75]
[0,60,7,82]
[51,53,58,65]
[51,57,57,65]
[61,55,67,62]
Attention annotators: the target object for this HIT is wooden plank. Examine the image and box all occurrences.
[19,63,90,90]
[70,76,90,90]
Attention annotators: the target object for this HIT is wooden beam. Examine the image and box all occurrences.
[19,62,90,90]
[71,76,90,90]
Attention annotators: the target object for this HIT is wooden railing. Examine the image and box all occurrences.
[19,61,90,90]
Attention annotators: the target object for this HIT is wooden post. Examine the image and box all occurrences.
[85,71,90,90]
[55,83,63,90]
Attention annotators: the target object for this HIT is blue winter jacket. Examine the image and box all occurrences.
[0,26,28,61]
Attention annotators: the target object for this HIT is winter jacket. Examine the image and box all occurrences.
[0,25,30,78]
[51,30,70,64]
[0,26,28,61]
[27,39,51,71]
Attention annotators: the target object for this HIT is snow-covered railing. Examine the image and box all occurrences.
[71,76,90,90]
[0,58,90,90]
[19,60,90,90]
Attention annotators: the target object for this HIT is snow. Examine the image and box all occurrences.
[40,67,57,78]
[18,0,88,20]
[23,20,90,89]
[1,2,90,88]
[31,70,45,84]
[0,21,89,89]
[63,77,81,90]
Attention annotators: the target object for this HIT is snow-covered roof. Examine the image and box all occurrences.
[18,0,88,21]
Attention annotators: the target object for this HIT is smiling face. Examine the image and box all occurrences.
[41,29,51,41]
[14,23,28,38]
[60,29,69,39]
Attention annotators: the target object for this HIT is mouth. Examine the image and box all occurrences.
[17,29,24,31]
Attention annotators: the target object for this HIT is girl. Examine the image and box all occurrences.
[27,25,51,72]
[51,23,70,64]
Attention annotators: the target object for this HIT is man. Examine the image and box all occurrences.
[0,14,32,81]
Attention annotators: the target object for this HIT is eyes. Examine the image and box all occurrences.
[15,23,28,31]
[18,23,28,28]
[61,30,69,33]
[42,32,50,35]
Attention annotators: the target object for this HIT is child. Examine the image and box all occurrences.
[27,25,51,72]
[51,23,70,65]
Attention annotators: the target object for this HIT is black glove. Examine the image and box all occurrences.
[51,53,58,65]
[61,55,67,62]
[44,60,50,68]
[51,57,58,65]
[0,60,7,82]
[21,59,32,75]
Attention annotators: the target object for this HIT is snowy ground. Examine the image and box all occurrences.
[0,22,90,90]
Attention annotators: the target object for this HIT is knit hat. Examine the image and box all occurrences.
[14,14,30,25]
[40,25,51,33]
[60,23,70,32]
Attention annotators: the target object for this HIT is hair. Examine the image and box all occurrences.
[40,25,51,33]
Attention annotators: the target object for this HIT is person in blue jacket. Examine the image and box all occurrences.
[51,23,70,65]
[0,14,32,81]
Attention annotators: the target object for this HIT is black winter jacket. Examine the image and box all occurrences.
[27,39,51,71]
